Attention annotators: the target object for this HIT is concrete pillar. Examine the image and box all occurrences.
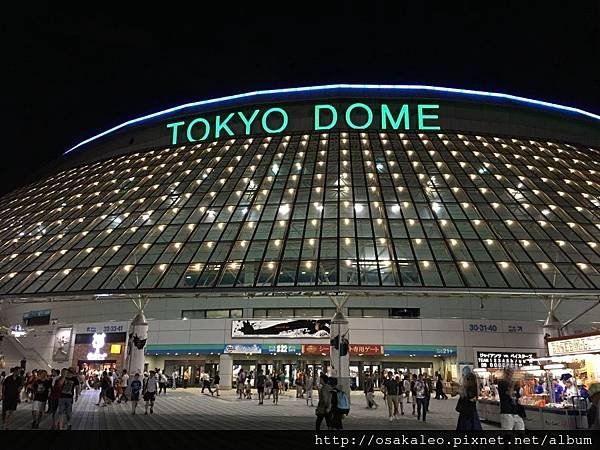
[125,311,148,376]
[329,310,350,400]
[219,353,233,389]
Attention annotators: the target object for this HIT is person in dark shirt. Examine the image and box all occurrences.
[256,369,266,405]
[31,370,52,429]
[2,367,21,430]
[130,373,143,414]
[57,368,78,430]
[213,371,220,397]
[410,374,418,415]
[498,368,524,430]
[363,373,377,409]
[456,371,482,430]
[382,371,399,421]
[534,379,545,395]
[435,375,448,399]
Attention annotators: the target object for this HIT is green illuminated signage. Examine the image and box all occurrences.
[167,103,440,145]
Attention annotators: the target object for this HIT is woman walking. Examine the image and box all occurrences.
[305,370,314,407]
[271,371,280,405]
[455,370,482,430]
[315,373,333,430]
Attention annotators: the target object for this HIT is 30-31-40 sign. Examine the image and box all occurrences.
[166,102,440,145]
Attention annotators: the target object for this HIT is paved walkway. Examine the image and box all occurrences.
[4,388,500,430]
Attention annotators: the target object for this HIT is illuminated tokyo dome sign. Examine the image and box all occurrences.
[166,102,440,145]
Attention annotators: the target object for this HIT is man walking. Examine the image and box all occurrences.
[435,375,447,399]
[201,372,213,395]
[171,370,178,389]
[119,369,129,403]
[1,367,21,430]
[256,369,266,405]
[382,371,399,422]
[130,373,142,414]
[415,374,428,422]
[364,373,378,409]
[57,368,79,430]
[213,371,220,397]
[305,370,314,407]
[143,370,159,415]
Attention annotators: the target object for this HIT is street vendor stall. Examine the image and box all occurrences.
[475,333,600,429]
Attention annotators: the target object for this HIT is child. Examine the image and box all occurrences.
[114,378,123,403]
[245,379,252,399]
[129,373,142,414]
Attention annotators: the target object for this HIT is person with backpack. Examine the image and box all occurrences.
[328,377,349,430]
[315,373,333,430]
[57,367,79,430]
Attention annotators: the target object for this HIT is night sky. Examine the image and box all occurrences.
[3,3,599,196]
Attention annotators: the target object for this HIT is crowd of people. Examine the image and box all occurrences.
[0,365,176,430]
[1,365,81,430]
[363,371,450,425]
[6,363,600,430]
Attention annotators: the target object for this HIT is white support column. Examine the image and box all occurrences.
[125,310,148,375]
[219,353,233,389]
[329,310,351,401]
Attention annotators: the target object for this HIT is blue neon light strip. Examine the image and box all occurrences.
[64,84,600,155]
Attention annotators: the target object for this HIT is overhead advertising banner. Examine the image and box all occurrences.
[224,344,262,354]
[547,332,600,356]
[476,351,536,369]
[231,319,331,338]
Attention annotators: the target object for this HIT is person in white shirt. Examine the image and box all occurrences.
[119,369,129,403]
[563,378,579,400]
[159,371,168,395]
[143,371,158,414]
[171,371,178,389]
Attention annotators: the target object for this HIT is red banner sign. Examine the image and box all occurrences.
[301,344,383,356]
[350,344,384,356]
[302,344,330,355]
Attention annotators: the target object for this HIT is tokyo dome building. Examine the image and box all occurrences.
[0,85,599,387]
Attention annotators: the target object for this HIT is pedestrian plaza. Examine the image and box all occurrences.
[6,388,500,430]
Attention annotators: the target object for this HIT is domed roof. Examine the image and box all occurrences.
[1,130,599,298]
[0,86,599,298]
